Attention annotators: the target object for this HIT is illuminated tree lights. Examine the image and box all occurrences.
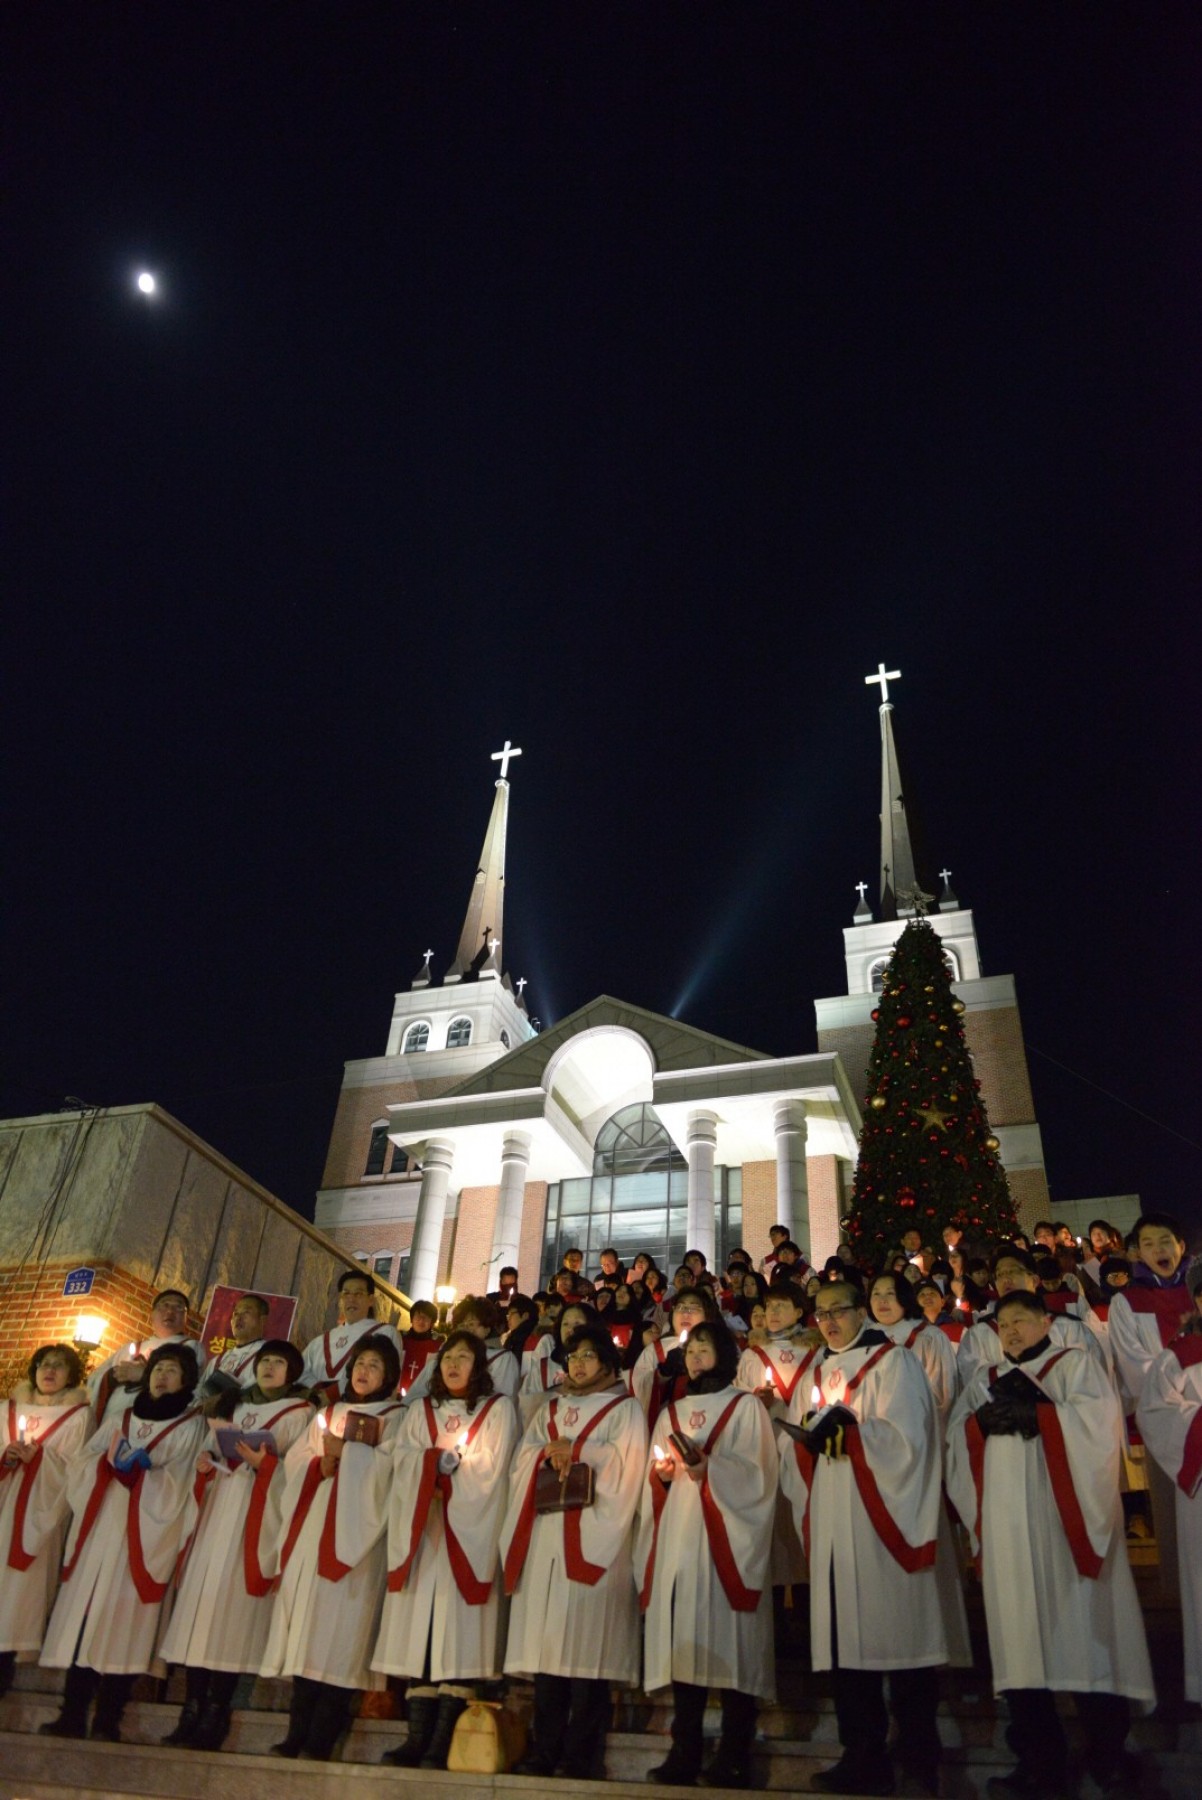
[848,920,1017,1251]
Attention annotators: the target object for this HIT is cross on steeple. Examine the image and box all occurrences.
[855,881,868,902]
[422,948,434,964]
[865,662,901,704]
[516,976,528,995]
[939,868,952,886]
[491,739,522,781]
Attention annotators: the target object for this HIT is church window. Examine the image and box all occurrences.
[869,959,889,993]
[364,1124,389,1176]
[446,1016,473,1049]
[500,1030,511,1049]
[943,948,960,980]
[390,1144,409,1174]
[372,1253,394,1280]
[403,1021,431,1054]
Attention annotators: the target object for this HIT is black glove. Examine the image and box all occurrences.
[803,1404,856,1459]
[991,1369,1045,1438]
[975,1394,1041,1440]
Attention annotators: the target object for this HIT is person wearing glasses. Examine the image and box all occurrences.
[501,1323,647,1780]
[779,1281,947,1797]
[88,1290,202,1424]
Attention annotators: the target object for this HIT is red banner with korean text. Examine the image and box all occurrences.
[200,1286,298,1363]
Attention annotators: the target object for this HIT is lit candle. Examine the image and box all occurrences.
[810,1384,821,1411]
[456,1430,468,1451]
[399,1385,407,1400]
[956,1298,967,1313]
[678,1327,689,1344]
[652,1444,667,1463]
[128,1343,137,1358]
[16,1415,27,1445]
[317,1415,327,1435]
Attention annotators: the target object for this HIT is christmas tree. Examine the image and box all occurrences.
[847,917,1018,1258]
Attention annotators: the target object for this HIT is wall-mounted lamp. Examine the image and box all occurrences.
[73,1314,107,1350]
[434,1286,457,1307]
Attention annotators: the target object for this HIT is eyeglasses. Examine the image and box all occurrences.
[815,1304,859,1322]
[566,1350,601,1365]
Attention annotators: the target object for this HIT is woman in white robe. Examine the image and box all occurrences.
[0,1345,91,1697]
[40,1343,207,1741]
[404,1296,520,1408]
[946,1290,1154,1795]
[630,1287,716,1424]
[501,1321,647,1780]
[635,1321,777,1788]
[517,1301,596,1426]
[1137,1288,1202,1703]
[260,1333,405,1761]
[869,1272,971,1669]
[157,1340,314,1750]
[373,1330,518,1768]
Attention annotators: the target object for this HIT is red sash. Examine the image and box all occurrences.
[749,1341,817,1405]
[503,1392,631,1593]
[3,1401,88,1572]
[640,1394,762,1614]
[387,1397,499,1602]
[62,1408,197,1601]
[236,1400,312,1598]
[1123,1285,1194,1348]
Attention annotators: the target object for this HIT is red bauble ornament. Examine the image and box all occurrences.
[871,1008,880,1021]
[899,1195,916,1209]
[896,1015,912,1029]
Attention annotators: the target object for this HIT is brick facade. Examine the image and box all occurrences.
[1008,1165,1053,1235]
[740,1160,778,1268]
[806,1154,845,1268]
[0,1257,204,1396]
[448,1185,502,1297]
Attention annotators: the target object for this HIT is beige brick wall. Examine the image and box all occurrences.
[1009,1165,1052,1235]
[807,1154,845,1268]
[518,1182,548,1295]
[321,1072,465,1190]
[449,1185,501,1298]
[741,1160,778,1268]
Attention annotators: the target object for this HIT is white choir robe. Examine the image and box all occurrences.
[631,1334,683,1421]
[158,1393,313,1672]
[875,1320,970,1665]
[0,1391,91,1657]
[373,1392,517,1682]
[200,1339,266,1389]
[260,1396,405,1689]
[407,1340,519,1409]
[299,1318,403,1402]
[779,1333,946,1673]
[1135,1333,1202,1701]
[89,1335,204,1425]
[735,1334,817,1587]
[635,1387,777,1701]
[41,1404,208,1675]
[1108,1285,1196,1404]
[946,1342,1155,1704]
[518,1337,565,1426]
[957,1311,1104,1391]
[500,1384,647,1683]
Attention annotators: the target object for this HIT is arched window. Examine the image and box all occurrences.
[943,948,960,980]
[869,959,889,993]
[593,1103,685,1176]
[446,1017,473,1049]
[364,1123,389,1176]
[403,1021,431,1054]
[500,1029,511,1049]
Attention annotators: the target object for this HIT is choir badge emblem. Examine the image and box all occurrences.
[444,1416,463,1436]
[779,1348,796,1365]
[242,1414,258,1429]
[334,1333,349,1354]
[688,1411,707,1430]
[136,1422,153,1440]
[825,1368,846,1398]
[562,1406,580,1427]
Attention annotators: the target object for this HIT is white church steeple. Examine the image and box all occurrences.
[444,740,520,984]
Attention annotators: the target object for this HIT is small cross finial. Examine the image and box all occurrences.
[864,662,901,704]
[422,948,434,964]
[491,739,523,780]
[939,868,953,886]
[488,935,499,954]
[516,976,528,995]
[855,881,868,902]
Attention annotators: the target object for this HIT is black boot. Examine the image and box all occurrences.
[0,1650,16,1700]
[193,1698,233,1752]
[162,1667,209,1746]
[301,1681,353,1761]
[562,1677,613,1780]
[703,1690,756,1790]
[91,1673,134,1743]
[271,1676,313,1757]
[650,1681,706,1785]
[39,1663,98,1738]
[513,1673,570,1775]
[382,1689,439,1766]
[420,1689,469,1769]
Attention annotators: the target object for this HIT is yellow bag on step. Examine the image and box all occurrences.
[447,1699,528,1773]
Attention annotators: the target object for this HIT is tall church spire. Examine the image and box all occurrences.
[444,742,521,984]
[864,663,920,920]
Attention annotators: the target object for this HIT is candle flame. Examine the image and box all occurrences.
[810,1384,821,1409]
[16,1415,26,1435]
[678,1327,689,1344]
[456,1431,468,1449]
[317,1416,327,1433]
[652,1444,667,1461]
[128,1344,137,1359]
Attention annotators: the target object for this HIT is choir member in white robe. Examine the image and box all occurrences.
[40,1344,206,1741]
[198,1291,271,1392]
[957,1245,1107,1391]
[0,1345,91,1698]
[299,1269,402,1403]
[779,1282,946,1797]
[403,1295,519,1409]
[157,1341,313,1750]
[88,1288,202,1425]
[373,1331,518,1768]
[516,1302,597,1425]
[868,1272,971,1670]
[734,1281,815,1593]
[630,1288,716,1425]
[946,1290,1154,1797]
[501,1323,648,1780]
[1135,1267,1202,1706]
[635,1322,777,1789]
[261,1333,405,1760]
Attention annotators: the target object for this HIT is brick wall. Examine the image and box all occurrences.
[321,1072,466,1190]
[1008,1165,1052,1235]
[517,1182,548,1295]
[740,1160,778,1268]
[449,1185,501,1297]
[807,1154,845,1267]
[0,1257,205,1388]
[817,1006,1037,1130]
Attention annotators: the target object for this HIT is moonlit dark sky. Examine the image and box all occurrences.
[7,7,1200,1232]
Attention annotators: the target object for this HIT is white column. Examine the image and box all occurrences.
[408,1137,455,1301]
[487,1131,533,1289]
[773,1100,809,1254]
[685,1110,719,1269]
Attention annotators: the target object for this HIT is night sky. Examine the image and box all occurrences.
[7,8,1200,1234]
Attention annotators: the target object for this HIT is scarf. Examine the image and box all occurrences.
[132,1386,195,1422]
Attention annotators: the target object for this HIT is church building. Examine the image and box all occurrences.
[315,685,1051,1300]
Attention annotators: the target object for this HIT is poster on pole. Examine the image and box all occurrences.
[200,1285,298,1363]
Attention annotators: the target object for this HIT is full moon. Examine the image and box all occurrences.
[136,272,156,295]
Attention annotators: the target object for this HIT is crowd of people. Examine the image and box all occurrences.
[0,1207,1198,1798]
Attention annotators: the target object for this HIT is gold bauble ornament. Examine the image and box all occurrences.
[870,1095,887,1111]
[984,1135,1000,1151]
[924,985,934,993]
[952,998,966,1014]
